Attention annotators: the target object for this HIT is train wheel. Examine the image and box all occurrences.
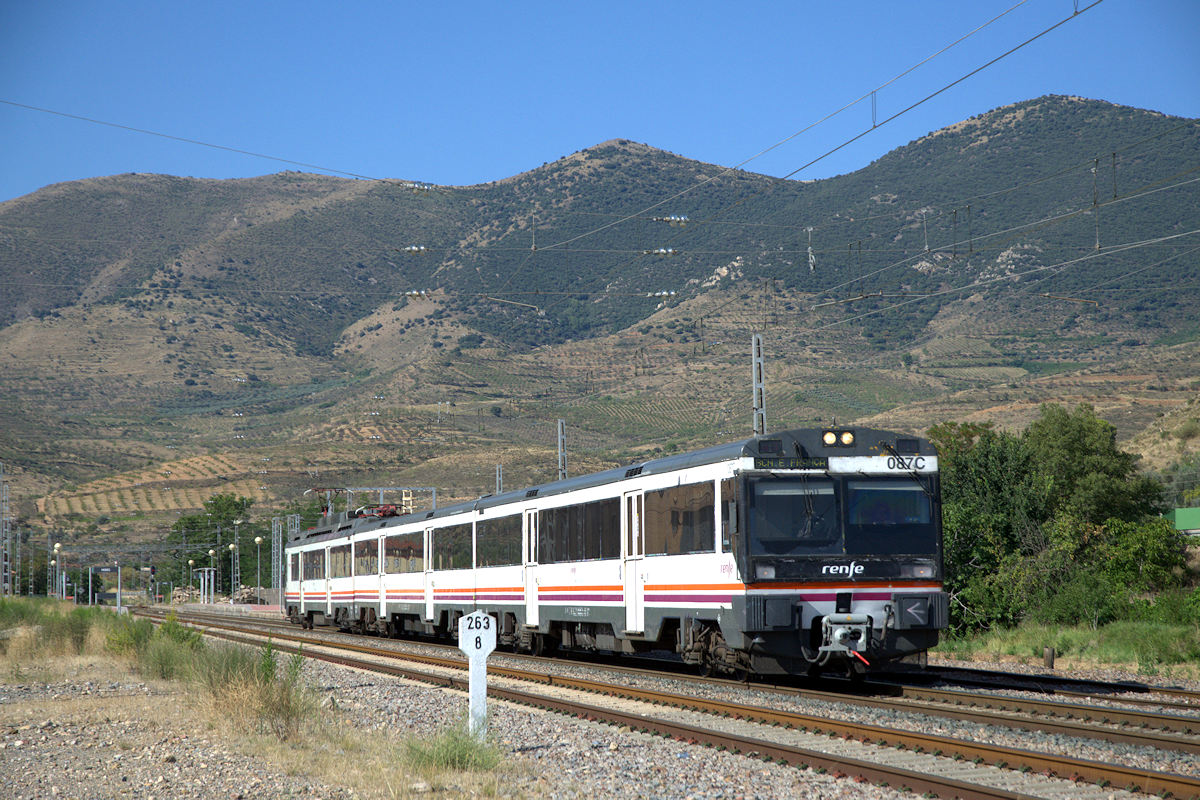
[530,632,559,657]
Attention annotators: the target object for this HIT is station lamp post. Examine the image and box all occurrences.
[229,542,238,601]
[188,559,195,592]
[254,536,263,603]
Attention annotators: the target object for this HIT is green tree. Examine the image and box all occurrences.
[933,404,1178,632]
[939,429,1050,601]
[161,493,256,594]
[1093,516,1187,593]
[1022,403,1163,523]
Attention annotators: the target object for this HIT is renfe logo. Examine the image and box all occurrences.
[822,562,865,576]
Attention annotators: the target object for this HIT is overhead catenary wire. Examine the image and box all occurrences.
[474,0,1113,321]
[795,228,1200,337]
[813,169,1200,301]
[0,99,401,184]
[532,0,1040,254]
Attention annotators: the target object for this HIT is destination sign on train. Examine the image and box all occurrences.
[752,456,829,470]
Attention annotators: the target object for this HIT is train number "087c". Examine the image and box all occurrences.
[887,455,926,470]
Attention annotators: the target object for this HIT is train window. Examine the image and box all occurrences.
[477,514,521,567]
[302,549,325,581]
[645,481,716,556]
[289,553,299,582]
[720,478,735,552]
[434,523,473,570]
[384,532,424,573]
[591,498,621,560]
[539,498,620,564]
[748,479,842,556]
[845,480,938,556]
[329,544,352,578]
[354,538,379,576]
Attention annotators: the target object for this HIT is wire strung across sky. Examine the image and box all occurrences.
[2,7,1176,327]
[5,0,1196,395]
[1,1,1103,282]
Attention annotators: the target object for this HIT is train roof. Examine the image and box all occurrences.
[289,426,934,545]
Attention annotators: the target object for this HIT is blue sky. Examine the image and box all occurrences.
[1,1,1197,203]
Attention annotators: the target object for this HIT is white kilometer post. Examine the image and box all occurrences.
[457,610,496,740]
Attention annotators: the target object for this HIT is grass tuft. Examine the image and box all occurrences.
[188,640,315,741]
[403,724,502,773]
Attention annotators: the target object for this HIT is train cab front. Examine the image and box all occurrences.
[736,428,950,676]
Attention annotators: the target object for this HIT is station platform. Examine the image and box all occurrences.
[171,602,285,618]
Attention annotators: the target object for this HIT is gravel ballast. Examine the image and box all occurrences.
[2,659,914,800]
[5,617,1196,800]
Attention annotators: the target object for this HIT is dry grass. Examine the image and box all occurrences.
[1,608,115,683]
[248,720,532,800]
[1,601,530,799]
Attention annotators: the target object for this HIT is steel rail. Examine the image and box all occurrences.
[143,610,1200,752]
[916,665,1200,704]
[891,683,1200,735]
[147,611,1200,800]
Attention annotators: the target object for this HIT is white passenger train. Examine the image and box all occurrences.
[284,427,948,676]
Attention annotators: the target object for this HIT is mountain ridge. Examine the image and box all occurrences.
[2,94,1198,535]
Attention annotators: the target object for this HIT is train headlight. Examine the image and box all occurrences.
[756,564,776,580]
[822,429,855,447]
[901,563,935,579]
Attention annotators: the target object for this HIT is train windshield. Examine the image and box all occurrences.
[747,476,938,558]
[748,479,844,556]
[844,479,938,556]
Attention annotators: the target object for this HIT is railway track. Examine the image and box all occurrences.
[139,608,1200,800]
[144,608,1200,747]
[901,663,1200,705]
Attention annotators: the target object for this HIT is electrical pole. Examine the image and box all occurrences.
[752,334,766,436]
[0,463,10,597]
[272,517,283,606]
[557,419,568,481]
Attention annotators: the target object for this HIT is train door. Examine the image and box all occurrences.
[523,509,539,627]
[298,551,306,617]
[423,527,435,622]
[377,535,386,620]
[622,491,644,634]
[324,547,332,617]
